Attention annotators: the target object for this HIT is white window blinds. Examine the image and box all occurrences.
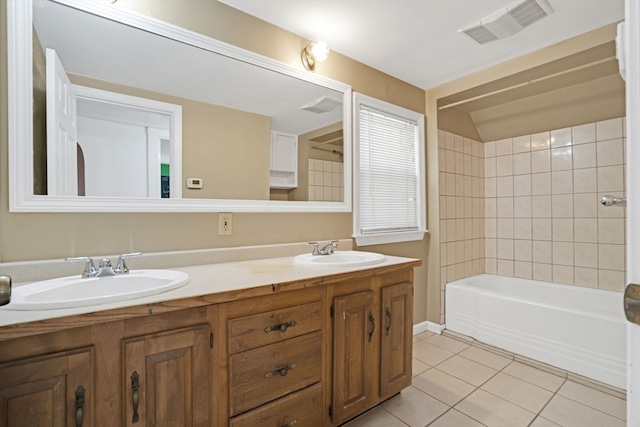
[353,93,426,246]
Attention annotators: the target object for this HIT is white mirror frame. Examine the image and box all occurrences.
[8,0,352,213]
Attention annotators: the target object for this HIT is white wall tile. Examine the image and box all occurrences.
[531,149,551,174]
[551,147,573,171]
[497,239,514,260]
[552,194,574,217]
[513,175,532,196]
[596,118,623,141]
[496,155,514,176]
[532,218,552,240]
[532,173,552,195]
[553,242,574,266]
[573,168,597,193]
[573,193,598,218]
[597,138,624,167]
[533,263,552,281]
[513,135,531,154]
[485,157,497,177]
[484,141,496,158]
[497,197,514,217]
[575,267,598,288]
[531,196,552,218]
[553,265,574,285]
[496,176,514,197]
[552,170,573,194]
[513,153,531,175]
[531,131,551,151]
[598,244,625,271]
[514,261,533,279]
[485,177,497,198]
[533,241,552,263]
[598,218,625,244]
[497,259,515,276]
[574,218,598,243]
[572,143,596,169]
[514,196,532,218]
[514,218,532,240]
[598,270,625,292]
[514,240,532,262]
[497,218,514,239]
[496,138,513,156]
[597,166,624,192]
[575,243,598,268]
[552,218,574,242]
[551,127,572,148]
[572,123,596,144]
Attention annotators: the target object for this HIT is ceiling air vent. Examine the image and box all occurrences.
[460,0,554,45]
[300,96,341,114]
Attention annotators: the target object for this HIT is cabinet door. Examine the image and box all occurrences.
[380,282,413,400]
[123,324,210,427]
[271,133,296,172]
[0,347,93,427]
[332,291,375,424]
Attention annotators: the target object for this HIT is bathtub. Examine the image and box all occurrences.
[445,274,626,389]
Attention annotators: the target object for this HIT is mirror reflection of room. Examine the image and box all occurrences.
[30,0,344,202]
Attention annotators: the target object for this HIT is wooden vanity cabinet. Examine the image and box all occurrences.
[0,346,94,427]
[122,324,211,427]
[220,287,325,427]
[328,270,414,426]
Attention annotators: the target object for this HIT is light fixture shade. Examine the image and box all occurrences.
[302,41,330,72]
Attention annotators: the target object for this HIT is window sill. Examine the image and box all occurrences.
[353,230,427,246]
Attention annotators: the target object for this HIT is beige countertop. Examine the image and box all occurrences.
[0,252,420,335]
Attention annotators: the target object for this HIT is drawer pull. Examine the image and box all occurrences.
[264,363,297,378]
[280,420,298,427]
[264,320,297,333]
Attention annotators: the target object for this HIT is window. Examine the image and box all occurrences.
[353,93,426,246]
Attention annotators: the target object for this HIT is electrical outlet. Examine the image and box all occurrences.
[218,213,232,235]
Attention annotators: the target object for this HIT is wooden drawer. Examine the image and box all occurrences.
[229,332,322,416]
[228,301,322,354]
[229,383,322,427]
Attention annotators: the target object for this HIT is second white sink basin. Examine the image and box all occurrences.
[294,251,386,267]
[4,269,190,311]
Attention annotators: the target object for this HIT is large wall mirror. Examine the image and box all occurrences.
[8,0,352,212]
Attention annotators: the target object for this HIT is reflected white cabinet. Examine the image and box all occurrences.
[270,131,297,189]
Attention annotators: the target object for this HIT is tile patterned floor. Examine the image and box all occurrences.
[345,331,626,427]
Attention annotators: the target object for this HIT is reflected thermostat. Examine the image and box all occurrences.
[186,178,203,189]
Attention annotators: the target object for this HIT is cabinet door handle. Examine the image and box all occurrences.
[280,420,298,427]
[385,305,392,336]
[74,385,85,427]
[264,363,297,378]
[264,320,297,333]
[368,312,375,342]
[131,371,140,423]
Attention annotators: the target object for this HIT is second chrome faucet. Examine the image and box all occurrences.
[308,240,339,255]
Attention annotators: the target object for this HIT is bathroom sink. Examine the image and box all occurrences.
[294,251,386,267]
[5,269,189,310]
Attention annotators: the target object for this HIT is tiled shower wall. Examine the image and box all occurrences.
[308,159,344,202]
[438,117,627,322]
[438,131,485,324]
[484,117,627,292]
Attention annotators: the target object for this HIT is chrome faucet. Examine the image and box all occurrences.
[307,240,339,256]
[66,252,142,278]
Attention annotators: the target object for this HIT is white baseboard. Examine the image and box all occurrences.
[413,321,445,335]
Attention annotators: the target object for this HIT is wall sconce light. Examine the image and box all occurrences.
[301,41,330,72]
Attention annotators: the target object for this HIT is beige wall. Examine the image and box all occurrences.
[0,1,429,323]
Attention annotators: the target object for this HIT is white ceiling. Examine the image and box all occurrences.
[219,0,625,90]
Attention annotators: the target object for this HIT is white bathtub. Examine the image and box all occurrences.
[445,274,626,389]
